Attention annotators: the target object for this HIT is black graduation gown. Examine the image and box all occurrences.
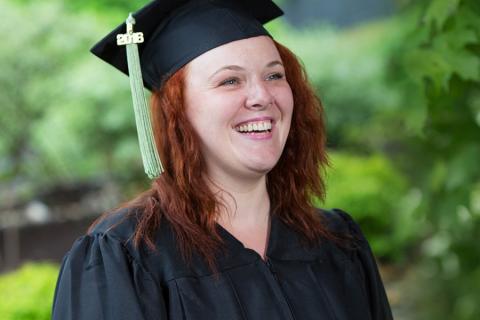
[52,208,393,320]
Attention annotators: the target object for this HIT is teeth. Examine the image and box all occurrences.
[235,120,272,133]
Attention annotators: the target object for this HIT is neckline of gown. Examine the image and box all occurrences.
[214,214,276,262]
[214,213,320,264]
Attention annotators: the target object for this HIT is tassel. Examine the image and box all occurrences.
[117,13,164,178]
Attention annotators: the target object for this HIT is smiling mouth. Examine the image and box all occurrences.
[234,119,273,134]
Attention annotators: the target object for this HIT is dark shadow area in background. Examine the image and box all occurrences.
[0,218,95,273]
[284,0,395,28]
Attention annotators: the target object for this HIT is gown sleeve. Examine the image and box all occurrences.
[332,208,394,320]
[52,232,168,320]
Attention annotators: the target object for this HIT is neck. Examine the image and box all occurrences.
[207,173,270,230]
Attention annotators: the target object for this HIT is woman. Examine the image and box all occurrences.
[52,0,393,319]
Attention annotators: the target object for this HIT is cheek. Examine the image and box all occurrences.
[275,86,294,118]
[184,98,232,146]
[185,107,211,147]
[185,91,215,129]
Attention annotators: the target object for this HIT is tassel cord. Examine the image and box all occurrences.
[126,42,164,178]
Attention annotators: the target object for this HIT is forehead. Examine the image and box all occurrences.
[186,35,281,75]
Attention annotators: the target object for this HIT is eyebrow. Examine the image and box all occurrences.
[208,60,284,80]
[266,60,284,68]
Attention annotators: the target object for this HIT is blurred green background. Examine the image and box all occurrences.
[0,0,479,319]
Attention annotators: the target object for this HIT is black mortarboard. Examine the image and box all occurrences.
[90,0,283,179]
[91,0,283,91]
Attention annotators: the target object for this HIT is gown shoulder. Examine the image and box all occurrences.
[52,208,168,320]
[315,208,393,320]
[317,207,362,237]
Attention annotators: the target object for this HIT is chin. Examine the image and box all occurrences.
[233,149,283,176]
[243,159,279,175]
[247,166,273,176]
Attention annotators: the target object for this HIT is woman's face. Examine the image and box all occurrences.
[184,36,293,182]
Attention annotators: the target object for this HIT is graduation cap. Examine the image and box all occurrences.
[90,0,283,179]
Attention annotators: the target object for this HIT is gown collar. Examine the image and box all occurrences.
[215,212,321,267]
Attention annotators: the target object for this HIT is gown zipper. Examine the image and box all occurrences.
[265,257,297,320]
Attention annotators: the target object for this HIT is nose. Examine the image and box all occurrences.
[245,79,273,110]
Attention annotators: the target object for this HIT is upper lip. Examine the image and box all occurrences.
[233,116,275,127]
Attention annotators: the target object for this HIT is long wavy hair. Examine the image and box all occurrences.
[93,40,330,270]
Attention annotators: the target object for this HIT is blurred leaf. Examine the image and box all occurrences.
[445,145,480,190]
[405,48,453,90]
[424,0,460,30]
[317,152,420,261]
[0,263,59,320]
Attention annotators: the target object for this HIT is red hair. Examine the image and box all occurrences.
[93,40,331,270]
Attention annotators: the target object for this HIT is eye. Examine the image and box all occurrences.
[267,72,284,81]
[219,77,240,86]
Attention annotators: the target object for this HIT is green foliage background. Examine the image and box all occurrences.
[0,0,479,319]
[0,263,58,320]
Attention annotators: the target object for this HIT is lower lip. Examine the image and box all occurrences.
[235,128,274,140]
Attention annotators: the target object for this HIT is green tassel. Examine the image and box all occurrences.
[117,14,164,178]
